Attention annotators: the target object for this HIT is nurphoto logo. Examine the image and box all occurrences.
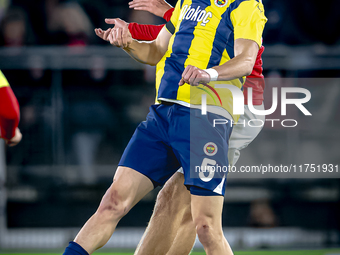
[200,86,312,128]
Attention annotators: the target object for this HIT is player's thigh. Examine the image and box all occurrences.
[115,166,154,205]
[229,104,265,150]
[159,170,186,199]
[119,105,181,187]
[228,104,265,165]
[156,171,190,211]
[99,166,154,214]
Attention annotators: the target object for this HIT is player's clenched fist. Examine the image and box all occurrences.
[179,65,211,86]
[0,127,22,147]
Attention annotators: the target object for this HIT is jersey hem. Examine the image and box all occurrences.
[158,98,234,121]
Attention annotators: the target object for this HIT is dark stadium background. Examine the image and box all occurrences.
[0,0,339,252]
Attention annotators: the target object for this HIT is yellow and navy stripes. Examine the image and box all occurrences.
[156,0,267,121]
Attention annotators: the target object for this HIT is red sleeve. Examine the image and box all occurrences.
[163,8,174,22]
[0,86,20,140]
[128,23,165,41]
[128,8,175,41]
[249,45,265,78]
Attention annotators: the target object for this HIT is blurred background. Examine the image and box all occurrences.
[0,0,339,252]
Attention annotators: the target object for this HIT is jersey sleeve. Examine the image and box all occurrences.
[230,0,267,48]
[128,8,174,41]
[166,1,181,34]
[0,71,20,140]
[0,87,20,140]
[163,8,174,22]
[129,23,165,41]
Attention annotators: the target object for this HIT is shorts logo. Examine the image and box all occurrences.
[215,0,228,8]
[203,142,218,156]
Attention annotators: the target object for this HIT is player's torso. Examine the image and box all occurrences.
[168,0,235,67]
[156,0,248,120]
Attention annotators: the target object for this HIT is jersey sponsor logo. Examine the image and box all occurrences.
[204,142,218,156]
[179,5,212,27]
[214,0,228,8]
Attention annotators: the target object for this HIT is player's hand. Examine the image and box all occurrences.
[2,128,22,147]
[95,28,112,42]
[108,26,133,49]
[105,18,129,29]
[128,0,172,18]
[95,18,130,44]
[179,65,211,86]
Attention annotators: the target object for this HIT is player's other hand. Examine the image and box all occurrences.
[95,18,131,47]
[105,18,129,29]
[128,0,172,18]
[95,18,132,49]
[108,26,133,49]
[2,128,22,147]
[95,28,112,42]
[179,65,211,86]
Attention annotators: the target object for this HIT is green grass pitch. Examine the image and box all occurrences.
[1,249,340,255]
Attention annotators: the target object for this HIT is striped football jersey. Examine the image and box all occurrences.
[155,0,267,121]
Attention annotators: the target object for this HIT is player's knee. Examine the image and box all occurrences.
[195,219,220,247]
[97,183,129,220]
[196,223,212,245]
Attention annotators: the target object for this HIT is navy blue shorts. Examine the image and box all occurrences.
[118,103,233,196]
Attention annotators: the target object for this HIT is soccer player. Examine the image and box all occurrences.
[63,0,267,254]
[0,70,21,147]
[96,0,266,254]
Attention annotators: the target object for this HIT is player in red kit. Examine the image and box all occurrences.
[0,71,21,147]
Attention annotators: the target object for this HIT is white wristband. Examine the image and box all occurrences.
[203,68,219,81]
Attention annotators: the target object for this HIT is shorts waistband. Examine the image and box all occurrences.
[161,101,177,106]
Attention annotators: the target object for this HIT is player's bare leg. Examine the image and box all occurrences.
[73,166,154,254]
[166,202,196,255]
[134,172,196,255]
[191,195,233,255]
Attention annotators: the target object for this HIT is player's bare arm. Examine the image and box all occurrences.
[123,28,170,66]
[128,0,172,18]
[108,26,171,66]
[215,38,259,80]
[95,20,170,65]
[179,38,259,86]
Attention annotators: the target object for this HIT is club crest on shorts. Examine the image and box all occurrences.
[215,0,228,8]
[203,142,218,156]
